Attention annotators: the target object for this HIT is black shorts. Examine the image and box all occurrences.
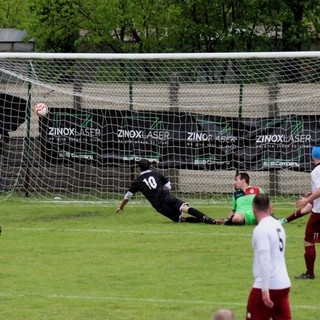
[157,193,185,222]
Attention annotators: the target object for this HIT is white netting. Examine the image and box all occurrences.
[0,52,319,202]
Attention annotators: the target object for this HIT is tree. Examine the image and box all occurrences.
[0,0,29,28]
[77,0,171,53]
[164,0,320,52]
[25,0,81,52]
[16,0,320,53]
[281,0,320,51]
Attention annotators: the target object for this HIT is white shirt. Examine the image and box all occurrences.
[252,216,291,291]
[311,164,320,213]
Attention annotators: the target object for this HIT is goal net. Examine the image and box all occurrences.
[0,52,319,203]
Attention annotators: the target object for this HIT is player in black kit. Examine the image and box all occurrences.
[115,159,216,224]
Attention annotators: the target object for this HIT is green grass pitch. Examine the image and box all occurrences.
[0,200,318,319]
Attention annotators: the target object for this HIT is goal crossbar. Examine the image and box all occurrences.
[1,51,320,60]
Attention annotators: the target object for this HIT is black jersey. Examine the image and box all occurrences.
[128,170,170,211]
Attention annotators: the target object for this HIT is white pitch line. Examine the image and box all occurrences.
[8,227,252,237]
[48,294,235,305]
[0,292,318,310]
[7,227,305,239]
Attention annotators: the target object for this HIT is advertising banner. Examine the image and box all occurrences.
[234,116,314,171]
[40,109,317,171]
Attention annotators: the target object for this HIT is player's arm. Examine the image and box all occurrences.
[163,181,171,190]
[254,227,274,307]
[258,246,274,308]
[258,187,266,195]
[227,210,236,219]
[226,194,237,220]
[261,290,274,308]
[161,174,171,190]
[115,191,134,213]
[215,210,235,225]
[296,187,320,209]
[217,195,236,224]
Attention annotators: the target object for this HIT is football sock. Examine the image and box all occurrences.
[184,217,203,223]
[188,208,215,224]
[202,216,216,224]
[187,207,203,218]
[286,209,303,222]
[304,245,316,276]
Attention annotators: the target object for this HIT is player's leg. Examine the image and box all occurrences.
[218,211,254,225]
[181,204,216,224]
[246,288,272,320]
[179,216,203,223]
[158,195,202,222]
[280,202,312,224]
[158,202,181,222]
[158,203,205,223]
[158,193,186,222]
[243,211,258,225]
[295,242,316,279]
[270,288,291,320]
[162,193,216,224]
[232,213,245,224]
[295,212,319,279]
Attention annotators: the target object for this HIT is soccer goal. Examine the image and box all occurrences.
[0,51,319,202]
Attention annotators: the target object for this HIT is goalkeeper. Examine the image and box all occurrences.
[115,159,216,224]
[216,172,266,225]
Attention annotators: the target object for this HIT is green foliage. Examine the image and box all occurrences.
[0,201,318,319]
[2,0,320,53]
[26,0,81,52]
[0,0,29,28]
[76,0,172,53]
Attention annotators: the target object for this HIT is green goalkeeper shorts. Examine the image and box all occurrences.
[243,211,258,225]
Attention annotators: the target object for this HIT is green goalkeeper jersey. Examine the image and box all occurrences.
[231,186,265,225]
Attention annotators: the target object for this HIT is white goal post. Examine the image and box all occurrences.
[0,51,319,202]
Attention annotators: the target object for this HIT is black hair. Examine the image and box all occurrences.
[236,172,250,184]
[138,158,151,171]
